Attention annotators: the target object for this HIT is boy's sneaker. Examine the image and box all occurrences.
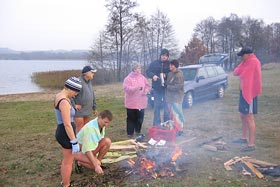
[240,145,256,152]
[232,138,247,144]
[60,182,71,187]
[74,160,83,174]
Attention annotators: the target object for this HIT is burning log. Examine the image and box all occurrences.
[126,145,183,179]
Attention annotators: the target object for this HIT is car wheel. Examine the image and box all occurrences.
[217,85,225,98]
[183,92,193,108]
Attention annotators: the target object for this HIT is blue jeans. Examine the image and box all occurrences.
[153,90,169,126]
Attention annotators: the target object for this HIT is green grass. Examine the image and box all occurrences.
[1,63,280,186]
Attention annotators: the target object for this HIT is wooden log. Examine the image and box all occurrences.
[177,137,197,145]
[224,165,233,171]
[243,158,278,167]
[102,155,137,164]
[110,144,136,151]
[224,156,251,167]
[202,144,217,152]
[198,136,223,147]
[242,160,264,179]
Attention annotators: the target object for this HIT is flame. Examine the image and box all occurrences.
[127,146,184,179]
[171,146,183,161]
[140,157,156,170]
[127,158,135,167]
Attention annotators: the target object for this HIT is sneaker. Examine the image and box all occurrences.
[176,131,184,137]
[60,182,71,187]
[240,145,256,152]
[74,160,82,174]
[135,134,145,142]
[232,138,247,144]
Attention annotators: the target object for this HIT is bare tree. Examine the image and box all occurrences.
[105,0,138,81]
[217,14,243,69]
[194,17,217,53]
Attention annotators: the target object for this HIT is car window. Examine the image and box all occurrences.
[205,66,216,77]
[215,66,226,75]
[181,68,197,81]
[197,67,208,78]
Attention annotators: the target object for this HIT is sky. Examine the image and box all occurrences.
[0,0,279,51]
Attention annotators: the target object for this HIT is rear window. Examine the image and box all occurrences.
[205,66,216,77]
[197,68,208,78]
[215,66,226,75]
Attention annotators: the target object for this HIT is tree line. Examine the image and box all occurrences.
[180,14,280,70]
[88,0,279,82]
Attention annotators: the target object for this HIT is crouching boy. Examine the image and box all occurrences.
[74,110,113,174]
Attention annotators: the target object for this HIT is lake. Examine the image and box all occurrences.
[0,60,88,95]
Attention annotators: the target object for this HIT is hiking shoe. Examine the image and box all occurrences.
[74,160,83,174]
[232,138,247,144]
[240,145,256,152]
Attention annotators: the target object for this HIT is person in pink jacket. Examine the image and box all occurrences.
[233,46,262,152]
[123,63,151,138]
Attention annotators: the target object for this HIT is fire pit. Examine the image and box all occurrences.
[126,145,183,179]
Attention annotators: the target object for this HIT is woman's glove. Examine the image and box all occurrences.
[70,139,80,154]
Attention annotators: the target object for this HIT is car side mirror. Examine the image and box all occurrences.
[196,76,205,82]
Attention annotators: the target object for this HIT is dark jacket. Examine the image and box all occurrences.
[146,59,170,92]
[165,69,184,103]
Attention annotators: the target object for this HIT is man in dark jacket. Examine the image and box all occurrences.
[146,49,170,126]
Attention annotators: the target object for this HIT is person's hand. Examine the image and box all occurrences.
[93,110,98,116]
[94,165,104,175]
[152,75,159,81]
[75,105,82,111]
[70,139,80,154]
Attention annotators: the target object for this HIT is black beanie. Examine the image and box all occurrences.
[160,48,169,57]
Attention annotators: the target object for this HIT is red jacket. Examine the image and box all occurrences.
[233,54,262,104]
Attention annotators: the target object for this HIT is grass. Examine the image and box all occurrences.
[0,63,280,186]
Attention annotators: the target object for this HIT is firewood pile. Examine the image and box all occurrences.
[224,156,280,180]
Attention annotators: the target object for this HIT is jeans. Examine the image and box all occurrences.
[126,108,144,135]
[153,90,169,126]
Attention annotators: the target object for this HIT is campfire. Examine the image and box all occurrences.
[126,145,183,179]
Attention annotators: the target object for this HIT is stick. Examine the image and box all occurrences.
[243,158,278,167]
[198,136,223,147]
[242,160,264,179]
[177,137,197,145]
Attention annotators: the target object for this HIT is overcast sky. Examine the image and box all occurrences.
[0,0,279,51]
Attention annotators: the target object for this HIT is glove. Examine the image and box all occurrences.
[70,139,80,154]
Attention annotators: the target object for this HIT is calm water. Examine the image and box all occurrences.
[0,60,88,95]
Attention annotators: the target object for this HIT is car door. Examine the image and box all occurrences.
[194,67,209,99]
[205,66,219,96]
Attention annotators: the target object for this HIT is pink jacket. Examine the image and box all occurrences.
[123,71,151,109]
[233,54,262,103]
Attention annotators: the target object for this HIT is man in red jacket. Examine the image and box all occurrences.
[233,47,262,152]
